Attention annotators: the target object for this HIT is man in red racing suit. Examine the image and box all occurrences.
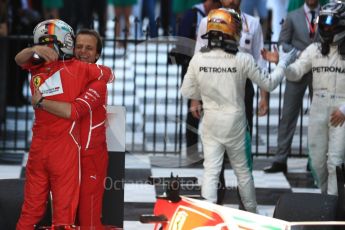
[30,29,114,228]
[15,20,114,229]
[17,57,113,229]
[73,30,112,229]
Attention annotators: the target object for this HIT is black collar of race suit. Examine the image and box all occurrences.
[223,42,239,54]
[320,39,345,59]
[202,41,238,55]
[339,40,345,59]
[202,31,238,54]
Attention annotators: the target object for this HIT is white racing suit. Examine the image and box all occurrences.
[286,43,345,195]
[181,48,286,212]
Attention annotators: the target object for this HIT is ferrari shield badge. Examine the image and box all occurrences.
[33,75,42,88]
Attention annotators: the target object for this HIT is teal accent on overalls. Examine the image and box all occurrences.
[245,129,253,172]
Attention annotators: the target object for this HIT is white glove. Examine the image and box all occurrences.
[277,48,298,69]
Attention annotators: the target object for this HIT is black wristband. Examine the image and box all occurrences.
[35,97,45,109]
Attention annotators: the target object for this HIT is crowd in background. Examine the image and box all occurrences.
[0,0,264,107]
[0,0,330,41]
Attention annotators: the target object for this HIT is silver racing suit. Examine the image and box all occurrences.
[286,43,345,195]
[181,48,288,212]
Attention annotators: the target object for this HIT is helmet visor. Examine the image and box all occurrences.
[318,14,339,31]
[320,14,338,25]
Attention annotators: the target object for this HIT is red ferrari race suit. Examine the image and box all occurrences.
[70,80,111,228]
[16,58,113,229]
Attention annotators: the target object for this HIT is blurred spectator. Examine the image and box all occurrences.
[79,0,107,37]
[173,0,203,15]
[0,0,7,36]
[0,0,7,120]
[266,0,328,41]
[42,0,63,19]
[142,0,158,37]
[131,0,143,37]
[241,0,269,40]
[264,0,320,174]
[176,0,221,160]
[108,0,137,40]
[173,0,203,29]
[8,0,42,35]
[241,0,268,18]
[7,0,42,106]
[60,0,79,32]
[267,0,288,42]
[288,0,328,11]
[160,0,176,35]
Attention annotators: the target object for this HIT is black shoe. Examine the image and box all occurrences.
[263,162,287,174]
